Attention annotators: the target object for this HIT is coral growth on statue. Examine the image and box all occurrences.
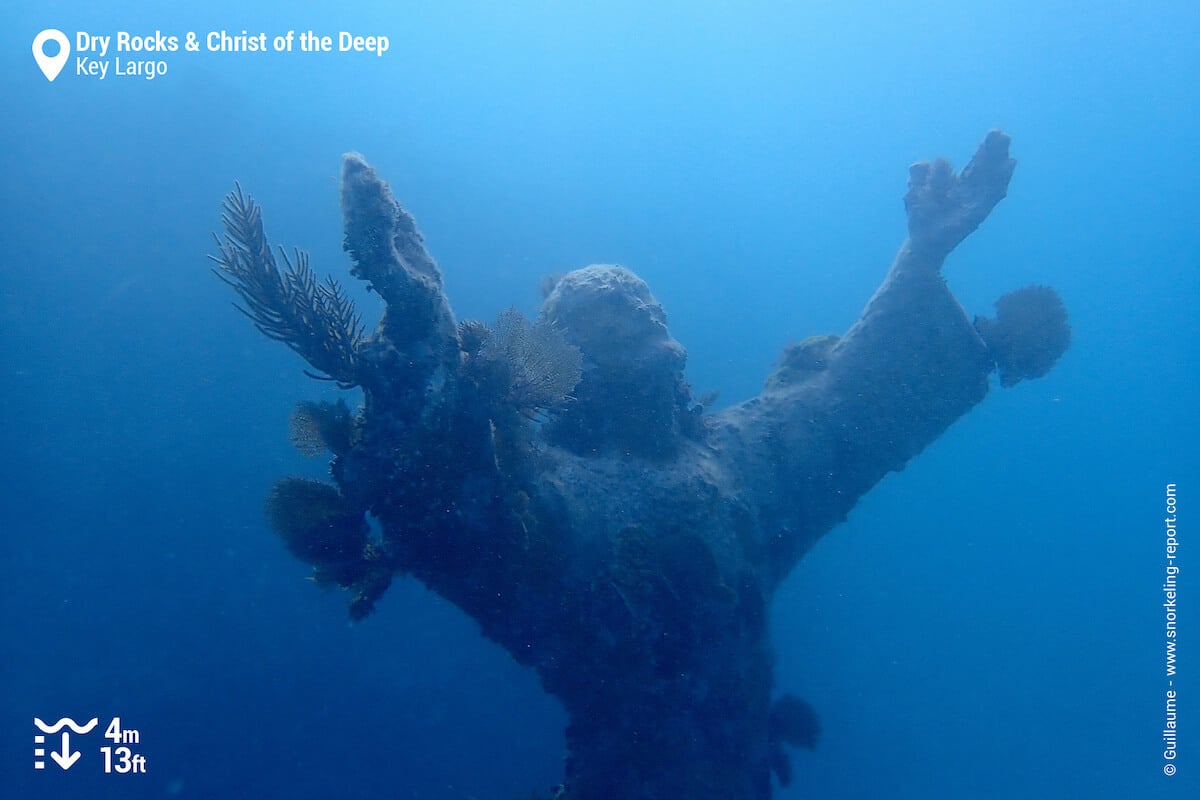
[976,285,1071,387]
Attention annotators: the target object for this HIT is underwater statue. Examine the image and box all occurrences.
[210,130,1069,799]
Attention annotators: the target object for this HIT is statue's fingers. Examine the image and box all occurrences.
[958,129,1016,199]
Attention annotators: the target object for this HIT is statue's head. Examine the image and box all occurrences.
[539,265,692,458]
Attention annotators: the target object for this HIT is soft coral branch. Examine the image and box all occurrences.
[209,184,364,388]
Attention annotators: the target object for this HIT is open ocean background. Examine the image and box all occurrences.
[2,2,1197,798]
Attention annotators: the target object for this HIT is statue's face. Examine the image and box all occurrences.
[541,264,686,377]
[540,264,691,455]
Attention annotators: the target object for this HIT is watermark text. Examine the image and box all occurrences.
[1162,483,1180,776]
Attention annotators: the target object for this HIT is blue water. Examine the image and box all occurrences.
[2,2,1196,798]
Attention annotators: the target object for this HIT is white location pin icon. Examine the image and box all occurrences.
[32,29,70,82]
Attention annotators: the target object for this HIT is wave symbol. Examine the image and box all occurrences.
[34,717,99,734]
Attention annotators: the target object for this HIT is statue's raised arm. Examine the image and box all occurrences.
[716,130,1069,586]
[208,131,1069,800]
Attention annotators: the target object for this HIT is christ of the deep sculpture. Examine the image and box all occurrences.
[210,131,1070,799]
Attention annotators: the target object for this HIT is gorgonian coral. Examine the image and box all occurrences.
[477,308,582,414]
[264,477,391,620]
[210,185,364,388]
[766,694,821,788]
[975,285,1071,387]
[264,477,366,566]
[288,399,355,457]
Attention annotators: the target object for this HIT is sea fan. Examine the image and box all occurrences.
[975,285,1071,387]
[479,308,582,414]
[288,399,355,457]
[264,477,366,565]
